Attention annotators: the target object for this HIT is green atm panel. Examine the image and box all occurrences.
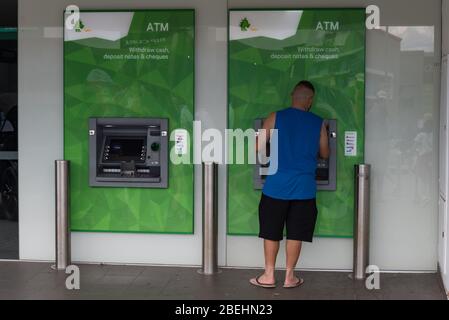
[64,10,195,234]
[228,9,365,238]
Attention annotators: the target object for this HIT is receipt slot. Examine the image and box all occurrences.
[254,118,337,191]
[89,117,168,188]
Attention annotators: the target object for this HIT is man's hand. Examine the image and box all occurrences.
[256,112,276,154]
[319,121,330,159]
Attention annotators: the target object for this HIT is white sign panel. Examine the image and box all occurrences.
[229,11,302,41]
[174,129,188,155]
[345,131,357,157]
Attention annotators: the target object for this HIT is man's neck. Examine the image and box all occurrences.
[291,105,309,112]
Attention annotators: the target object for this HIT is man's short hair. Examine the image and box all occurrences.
[293,80,315,94]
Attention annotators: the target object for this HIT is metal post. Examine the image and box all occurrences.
[198,162,220,275]
[54,160,71,271]
[353,164,371,280]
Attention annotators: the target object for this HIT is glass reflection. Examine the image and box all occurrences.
[366,26,437,209]
[0,24,18,259]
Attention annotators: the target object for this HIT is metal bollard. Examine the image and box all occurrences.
[198,162,220,275]
[54,160,71,271]
[353,164,371,280]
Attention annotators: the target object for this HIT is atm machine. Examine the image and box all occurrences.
[253,118,337,191]
[88,117,168,188]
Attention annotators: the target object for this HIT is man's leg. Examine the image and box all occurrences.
[285,240,302,285]
[252,194,287,286]
[284,199,318,286]
[257,239,280,284]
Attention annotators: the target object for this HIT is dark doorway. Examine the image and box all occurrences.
[0,0,18,259]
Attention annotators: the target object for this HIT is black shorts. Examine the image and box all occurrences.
[258,193,318,242]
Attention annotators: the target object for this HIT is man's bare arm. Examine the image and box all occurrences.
[319,121,330,159]
[256,112,276,153]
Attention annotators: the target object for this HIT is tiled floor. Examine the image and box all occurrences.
[0,261,446,300]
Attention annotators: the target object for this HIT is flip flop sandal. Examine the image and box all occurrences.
[249,275,276,288]
[283,278,304,289]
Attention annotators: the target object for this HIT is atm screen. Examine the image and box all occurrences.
[106,137,145,162]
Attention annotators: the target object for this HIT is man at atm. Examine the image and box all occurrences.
[250,80,330,289]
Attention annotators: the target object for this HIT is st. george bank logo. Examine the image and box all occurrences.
[74,19,91,33]
[239,17,257,32]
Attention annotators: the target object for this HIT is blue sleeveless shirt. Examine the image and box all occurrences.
[262,107,323,200]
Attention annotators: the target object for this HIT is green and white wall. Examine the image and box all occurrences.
[18,0,441,272]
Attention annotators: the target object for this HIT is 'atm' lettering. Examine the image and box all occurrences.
[316,21,339,31]
[146,22,169,32]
